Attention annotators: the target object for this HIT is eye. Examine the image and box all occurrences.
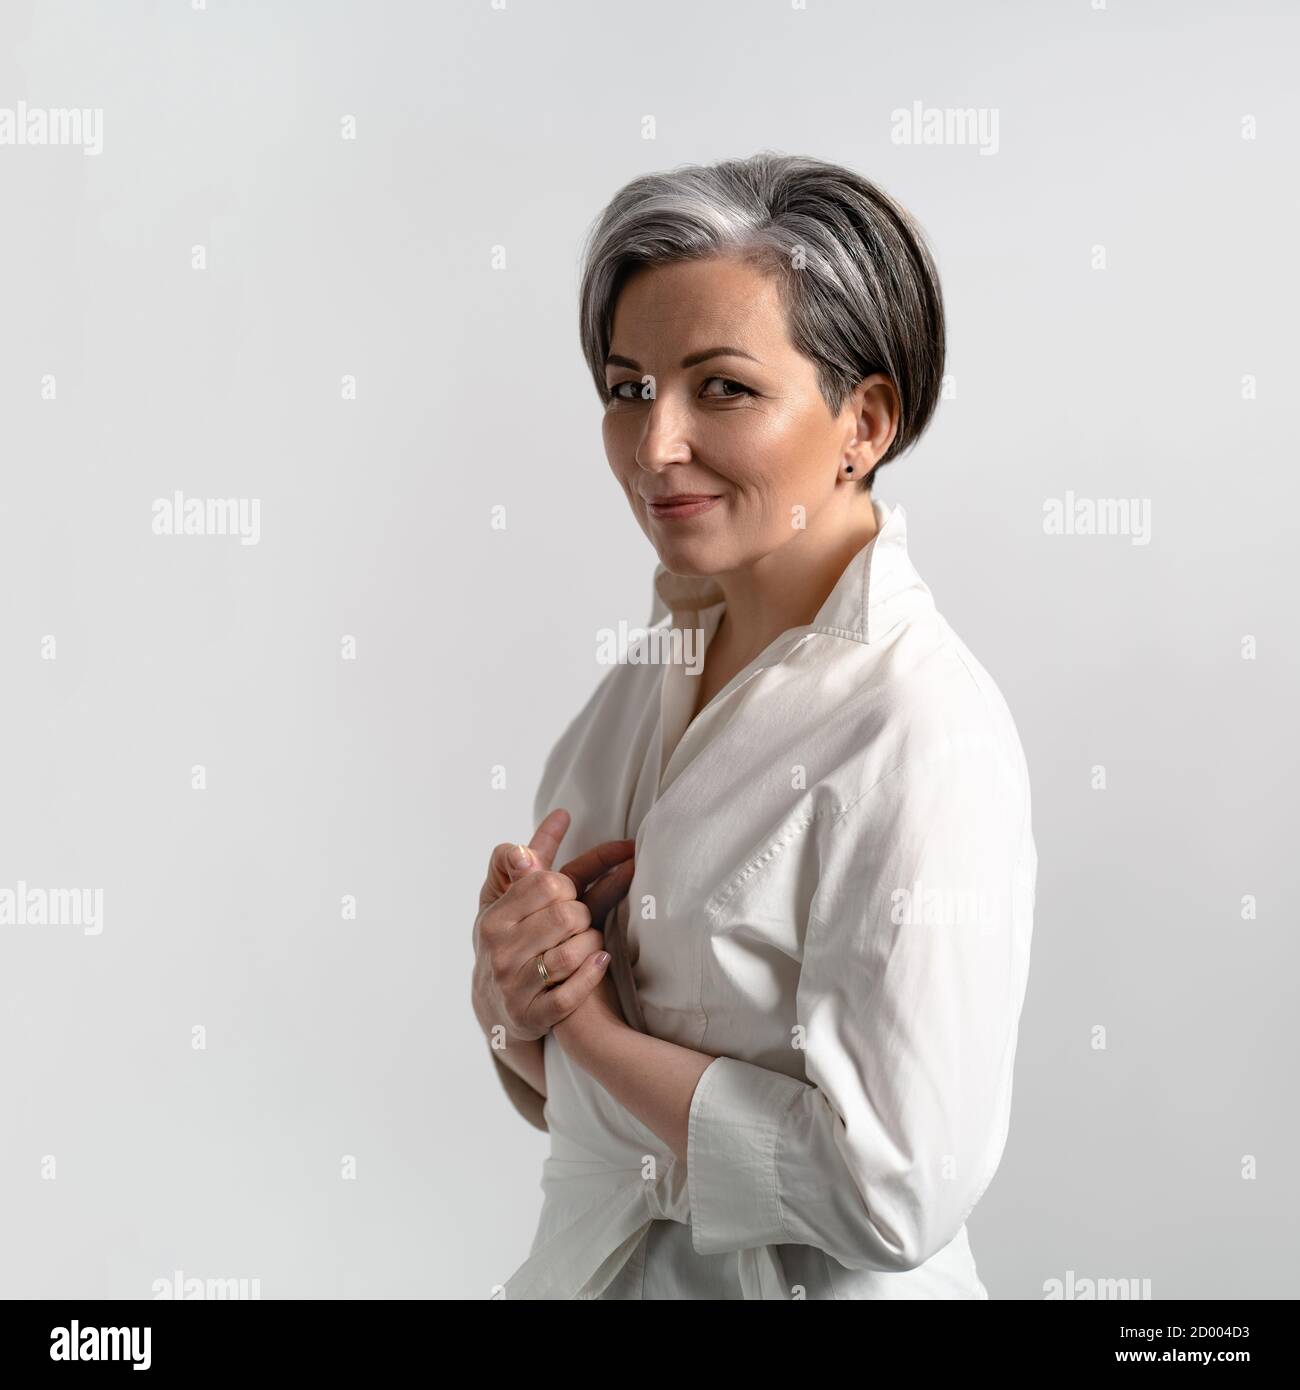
[700,376,752,399]
[606,380,649,403]
[605,376,754,404]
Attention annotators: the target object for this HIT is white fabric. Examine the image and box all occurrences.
[500,499,1037,1299]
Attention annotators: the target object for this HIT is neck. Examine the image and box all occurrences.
[711,494,880,664]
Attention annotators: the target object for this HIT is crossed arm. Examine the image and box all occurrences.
[551,986,714,1162]
[496,741,1035,1273]
[485,938,711,1158]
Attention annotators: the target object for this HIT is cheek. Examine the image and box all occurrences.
[728,421,825,507]
[602,420,634,479]
[711,414,789,487]
[759,414,836,491]
[726,442,834,544]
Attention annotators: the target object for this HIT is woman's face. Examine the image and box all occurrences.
[602,254,884,577]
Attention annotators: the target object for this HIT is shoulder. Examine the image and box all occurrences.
[815,605,1032,818]
[532,636,666,822]
[807,612,1036,908]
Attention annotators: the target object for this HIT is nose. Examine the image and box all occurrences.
[634,391,693,473]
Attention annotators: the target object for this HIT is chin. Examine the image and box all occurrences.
[652,542,730,578]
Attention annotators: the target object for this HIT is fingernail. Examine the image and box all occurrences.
[510,845,531,871]
[595,951,611,967]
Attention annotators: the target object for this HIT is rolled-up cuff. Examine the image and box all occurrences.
[686,1055,804,1255]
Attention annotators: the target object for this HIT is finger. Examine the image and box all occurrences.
[492,868,584,935]
[481,845,517,908]
[481,809,570,908]
[557,837,636,898]
[580,857,636,930]
[481,841,535,909]
[526,947,612,1032]
[501,895,600,988]
[520,926,604,991]
[527,807,572,872]
[491,838,632,933]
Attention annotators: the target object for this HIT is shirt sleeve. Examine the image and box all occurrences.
[490,1046,549,1133]
[686,736,1036,1272]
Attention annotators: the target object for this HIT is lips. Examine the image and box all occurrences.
[646,494,722,520]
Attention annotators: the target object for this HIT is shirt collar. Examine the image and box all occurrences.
[647,498,923,645]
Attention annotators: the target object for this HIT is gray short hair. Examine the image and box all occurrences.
[577,151,946,486]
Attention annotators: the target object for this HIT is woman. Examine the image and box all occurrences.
[471,151,1037,1299]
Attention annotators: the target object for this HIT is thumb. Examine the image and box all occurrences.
[525,806,571,872]
[482,808,571,908]
[505,806,571,882]
[504,841,538,882]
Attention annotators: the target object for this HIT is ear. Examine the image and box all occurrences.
[850,374,901,469]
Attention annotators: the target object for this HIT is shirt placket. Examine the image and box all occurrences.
[656,611,810,803]
[655,602,722,789]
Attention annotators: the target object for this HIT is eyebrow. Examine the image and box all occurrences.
[604,345,762,372]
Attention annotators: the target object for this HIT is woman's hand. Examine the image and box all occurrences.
[553,937,628,1054]
[471,807,635,1045]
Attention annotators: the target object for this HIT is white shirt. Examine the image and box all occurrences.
[494,498,1037,1299]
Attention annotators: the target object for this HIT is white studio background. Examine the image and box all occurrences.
[1,0,1296,1299]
